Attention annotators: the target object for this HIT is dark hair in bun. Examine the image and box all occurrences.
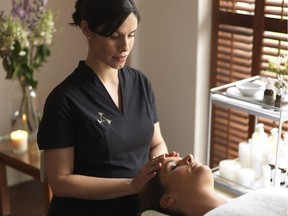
[71,0,140,37]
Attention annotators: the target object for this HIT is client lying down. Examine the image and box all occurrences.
[139,154,288,216]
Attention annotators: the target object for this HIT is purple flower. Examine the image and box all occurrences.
[0,0,56,89]
[41,0,48,7]
[11,0,32,20]
[10,0,49,30]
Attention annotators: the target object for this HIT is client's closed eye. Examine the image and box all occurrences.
[171,165,178,170]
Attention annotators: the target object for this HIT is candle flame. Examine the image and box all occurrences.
[22,114,27,121]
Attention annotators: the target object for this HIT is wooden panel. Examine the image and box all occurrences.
[209,0,288,167]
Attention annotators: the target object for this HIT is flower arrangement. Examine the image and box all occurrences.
[266,55,288,93]
[267,55,288,77]
[0,0,56,90]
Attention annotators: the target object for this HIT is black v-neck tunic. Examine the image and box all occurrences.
[37,61,158,215]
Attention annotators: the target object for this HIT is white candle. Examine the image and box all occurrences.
[219,159,241,181]
[10,130,28,154]
[273,168,281,187]
[236,168,255,188]
[250,147,263,179]
[238,142,251,168]
[262,165,271,187]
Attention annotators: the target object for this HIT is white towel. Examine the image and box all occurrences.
[140,188,288,216]
[205,187,288,216]
[141,210,169,216]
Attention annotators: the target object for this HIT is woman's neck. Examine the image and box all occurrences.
[181,190,227,216]
[85,59,123,110]
[85,59,118,84]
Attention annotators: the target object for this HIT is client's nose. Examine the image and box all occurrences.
[182,154,194,164]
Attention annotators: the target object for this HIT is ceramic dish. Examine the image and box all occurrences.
[236,82,263,97]
[226,87,264,101]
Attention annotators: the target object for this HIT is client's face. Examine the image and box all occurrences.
[159,154,213,197]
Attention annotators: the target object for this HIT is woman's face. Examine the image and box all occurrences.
[159,155,213,198]
[89,13,138,70]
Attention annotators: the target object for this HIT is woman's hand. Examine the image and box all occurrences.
[162,151,180,158]
[130,151,180,194]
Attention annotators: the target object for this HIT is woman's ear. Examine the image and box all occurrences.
[80,20,91,39]
[160,193,176,208]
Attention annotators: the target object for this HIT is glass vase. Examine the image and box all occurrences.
[10,79,41,138]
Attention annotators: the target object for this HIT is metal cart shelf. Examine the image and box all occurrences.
[207,75,288,194]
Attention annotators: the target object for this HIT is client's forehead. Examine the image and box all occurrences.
[163,156,182,165]
[159,157,183,182]
[160,156,182,173]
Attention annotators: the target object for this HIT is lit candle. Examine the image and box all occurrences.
[10,130,28,154]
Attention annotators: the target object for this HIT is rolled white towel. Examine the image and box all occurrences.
[141,210,170,216]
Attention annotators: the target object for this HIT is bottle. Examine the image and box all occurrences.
[286,172,288,188]
[278,135,288,186]
[282,132,288,167]
[263,78,274,105]
[250,124,268,178]
[268,128,281,155]
[274,93,281,108]
[262,164,271,187]
[251,123,268,148]
[279,166,287,185]
[268,154,276,182]
[274,168,281,187]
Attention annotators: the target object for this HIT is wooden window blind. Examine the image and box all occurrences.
[209,0,288,168]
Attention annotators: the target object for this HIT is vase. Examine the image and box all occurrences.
[10,79,41,138]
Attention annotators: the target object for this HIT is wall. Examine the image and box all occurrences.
[0,0,87,185]
[195,0,212,164]
[0,0,87,135]
[0,0,211,185]
[131,0,211,162]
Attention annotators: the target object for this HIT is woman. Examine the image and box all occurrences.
[139,155,288,216]
[37,0,177,215]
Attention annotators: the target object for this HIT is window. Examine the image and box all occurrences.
[209,0,288,168]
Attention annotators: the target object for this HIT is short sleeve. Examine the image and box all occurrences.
[37,92,76,150]
[148,80,158,123]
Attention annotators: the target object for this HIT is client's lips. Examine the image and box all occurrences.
[114,55,127,61]
[191,162,201,169]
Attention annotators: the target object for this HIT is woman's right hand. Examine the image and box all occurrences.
[130,152,179,194]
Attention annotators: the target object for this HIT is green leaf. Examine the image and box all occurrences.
[3,57,14,79]
[15,64,37,89]
[33,45,51,69]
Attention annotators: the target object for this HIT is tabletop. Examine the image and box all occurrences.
[0,136,41,180]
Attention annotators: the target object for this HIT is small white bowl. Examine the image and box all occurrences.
[236,82,263,97]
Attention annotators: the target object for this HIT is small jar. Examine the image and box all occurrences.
[274,93,281,108]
